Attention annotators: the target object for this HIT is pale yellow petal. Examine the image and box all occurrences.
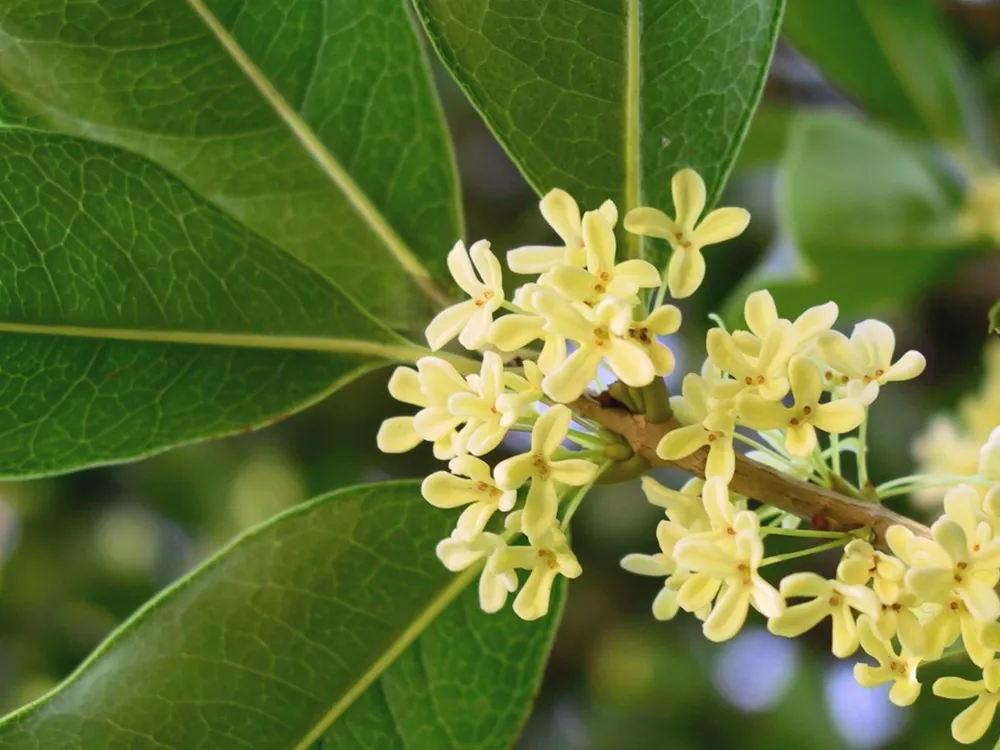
[469,239,502,291]
[549,458,599,486]
[544,265,600,303]
[677,573,721,612]
[623,206,678,240]
[672,168,707,231]
[540,188,583,247]
[488,313,544,352]
[768,598,829,638]
[606,339,656,388]
[582,209,617,271]
[522,478,559,542]
[784,423,817,458]
[376,416,421,453]
[888,679,921,708]
[794,301,839,346]
[830,605,860,657]
[533,404,573,456]
[736,394,787,430]
[621,553,670,577]
[951,695,998,745]
[667,247,706,299]
[387,366,425,406]
[933,676,985,700]
[493,453,535,490]
[779,571,831,598]
[656,423,710,460]
[541,346,603,403]
[744,290,778,339]
[703,584,752,642]
[812,399,865,434]
[646,304,682,334]
[674,538,735,578]
[885,350,926,383]
[421,471,479,509]
[652,586,681,621]
[694,207,750,245]
[818,331,867,379]
[513,567,558,621]
[507,245,569,274]
[425,301,476,351]
[446,240,483,297]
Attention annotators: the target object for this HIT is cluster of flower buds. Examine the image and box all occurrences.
[376,167,1000,745]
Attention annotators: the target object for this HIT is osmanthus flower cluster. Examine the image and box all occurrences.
[376,168,1000,744]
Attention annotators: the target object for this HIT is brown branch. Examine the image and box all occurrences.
[571,395,930,547]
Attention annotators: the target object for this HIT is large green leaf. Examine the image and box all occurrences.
[0,0,462,326]
[0,482,564,750]
[990,299,1000,336]
[413,0,784,265]
[0,127,429,478]
[727,112,969,320]
[783,0,991,154]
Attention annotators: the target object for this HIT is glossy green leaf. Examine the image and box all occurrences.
[413,0,784,265]
[783,0,991,154]
[728,112,968,320]
[0,0,462,327]
[0,127,426,478]
[0,482,563,750]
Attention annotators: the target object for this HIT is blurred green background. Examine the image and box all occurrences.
[2,2,1000,748]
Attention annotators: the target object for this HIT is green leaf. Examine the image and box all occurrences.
[0,482,563,750]
[728,112,968,320]
[413,0,784,264]
[783,0,991,154]
[0,0,462,326]
[990,299,1000,335]
[0,127,428,478]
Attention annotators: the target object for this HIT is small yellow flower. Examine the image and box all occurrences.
[706,320,796,401]
[493,524,583,621]
[507,189,617,274]
[533,293,655,403]
[426,240,505,351]
[933,660,1000,745]
[737,357,865,457]
[493,405,598,541]
[767,572,880,657]
[888,519,1000,623]
[376,358,473,459]
[673,525,784,643]
[624,168,750,298]
[447,352,517,455]
[436,528,518,613]
[542,209,661,304]
[854,615,922,707]
[422,455,517,540]
[487,283,568,375]
[731,290,839,357]
[656,373,742,481]
[837,539,906,605]
[625,305,683,376]
[818,319,925,405]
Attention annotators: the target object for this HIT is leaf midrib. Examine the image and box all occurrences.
[292,565,479,749]
[624,0,641,261]
[0,321,478,371]
[184,0,448,308]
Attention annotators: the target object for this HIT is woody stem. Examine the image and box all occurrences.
[569,395,931,548]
